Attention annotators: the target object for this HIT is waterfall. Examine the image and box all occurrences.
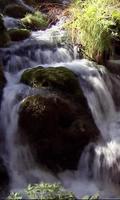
[1,1,120,198]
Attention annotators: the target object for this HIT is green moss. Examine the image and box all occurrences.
[8,183,75,200]
[21,11,49,30]
[8,28,31,41]
[21,66,80,96]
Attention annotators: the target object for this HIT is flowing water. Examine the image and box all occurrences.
[1,0,120,198]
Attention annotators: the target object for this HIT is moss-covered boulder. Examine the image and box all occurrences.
[8,28,31,41]
[4,4,32,18]
[21,11,49,30]
[19,94,99,171]
[19,66,100,171]
[21,66,81,98]
[0,14,10,47]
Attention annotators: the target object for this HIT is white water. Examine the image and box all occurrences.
[1,0,120,198]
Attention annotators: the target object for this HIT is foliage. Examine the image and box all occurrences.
[7,183,75,200]
[65,0,120,60]
[21,11,49,30]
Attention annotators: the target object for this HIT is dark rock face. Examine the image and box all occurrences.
[19,66,100,172]
[8,28,31,41]
[4,4,32,19]
[0,14,10,47]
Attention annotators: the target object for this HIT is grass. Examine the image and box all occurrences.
[65,0,120,61]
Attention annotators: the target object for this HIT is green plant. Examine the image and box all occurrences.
[21,11,49,30]
[65,0,120,60]
[7,183,75,200]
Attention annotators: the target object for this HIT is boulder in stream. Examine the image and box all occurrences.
[19,66,100,172]
[4,4,32,19]
[8,28,31,41]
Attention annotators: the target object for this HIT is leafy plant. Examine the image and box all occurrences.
[8,183,75,200]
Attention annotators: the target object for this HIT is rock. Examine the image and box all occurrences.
[0,0,17,11]
[0,31,10,47]
[19,94,99,172]
[8,28,31,41]
[4,4,32,19]
[0,14,10,47]
[19,66,100,172]
[20,66,81,98]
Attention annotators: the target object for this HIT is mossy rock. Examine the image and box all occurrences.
[21,11,49,30]
[0,30,11,47]
[20,67,99,171]
[4,4,32,18]
[19,93,99,171]
[8,28,31,41]
[21,66,80,97]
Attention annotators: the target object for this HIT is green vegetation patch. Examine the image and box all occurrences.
[8,183,75,200]
[65,0,120,61]
[21,11,49,30]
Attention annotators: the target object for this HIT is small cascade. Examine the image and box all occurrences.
[68,60,120,196]
[0,18,74,73]
[56,60,120,197]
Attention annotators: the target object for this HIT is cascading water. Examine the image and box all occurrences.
[1,0,120,198]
